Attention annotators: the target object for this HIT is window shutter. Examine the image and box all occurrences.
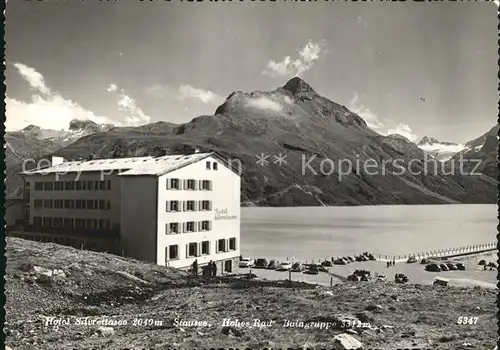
[184,179,188,190]
[193,222,197,232]
[226,239,229,252]
[194,180,198,190]
[209,201,212,210]
[209,221,212,231]
[166,179,171,190]
[182,201,186,211]
[183,222,186,233]
[198,180,202,190]
[198,221,201,231]
[197,243,202,257]
[194,201,198,211]
[186,244,189,258]
[209,181,212,190]
[165,223,169,235]
[215,241,219,253]
[166,201,170,212]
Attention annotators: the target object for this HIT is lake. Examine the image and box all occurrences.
[241,204,497,262]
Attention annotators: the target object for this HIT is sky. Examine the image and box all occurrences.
[5,1,498,143]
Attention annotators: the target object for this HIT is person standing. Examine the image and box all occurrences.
[212,261,218,277]
[208,260,213,277]
[192,259,198,277]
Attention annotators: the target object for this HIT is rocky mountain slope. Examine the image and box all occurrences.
[5,78,497,205]
[5,237,497,350]
[450,124,499,180]
[5,119,115,197]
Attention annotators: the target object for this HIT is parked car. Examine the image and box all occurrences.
[342,257,351,264]
[304,264,320,275]
[291,262,304,272]
[267,260,279,270]
[321,260,333,267]
[276,261,293,271]
[439,264,449,271]
[254,259,268,269]
[376,274,387,282]
[347,256,355,262]
[360,255,369,262]
[487,262,498,268]
[238,258,255,268]
[446,263,458,270]
[367,254,376,261]
[433,277,449,286]
[420,258,429,265]
[395,273,409,283]
[425,263,442,272]
[456,262,466,271]
[355,255,364,262]
[334,258,347,265]
[478,259,486,266]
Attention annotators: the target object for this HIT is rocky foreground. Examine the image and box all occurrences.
[5,238,498,350]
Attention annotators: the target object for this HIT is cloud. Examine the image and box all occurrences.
[6,63,115,131]
[106,84,151,125]
[263,40,325,78]
[12,63,51,95]
[347,92,418,142]
[245,96,284,112]
[387,124,418,142]
[347,93,385,131]
[177,84,224,105]
[106,83,117,92]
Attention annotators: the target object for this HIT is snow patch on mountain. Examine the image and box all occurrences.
[416,136,466,161]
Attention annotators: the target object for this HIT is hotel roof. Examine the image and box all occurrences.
[118,152,213,176]
[21,153,216,177]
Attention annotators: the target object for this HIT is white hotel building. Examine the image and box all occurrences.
[19,152,241,273]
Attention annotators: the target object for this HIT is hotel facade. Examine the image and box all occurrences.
[18,152,241,273]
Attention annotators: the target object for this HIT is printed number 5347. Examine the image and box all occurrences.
[457,316,478,325]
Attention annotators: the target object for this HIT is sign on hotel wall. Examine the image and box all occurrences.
[214,208,237,220]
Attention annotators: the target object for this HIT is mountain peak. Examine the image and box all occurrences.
[418,136,457,146]
[282,77,316,97]
[22,124,41,132]
[69,119,99,131]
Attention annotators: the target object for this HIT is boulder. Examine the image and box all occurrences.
[333,333,363,349]
[97,326,115,337]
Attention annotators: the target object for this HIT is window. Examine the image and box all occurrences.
[213,162,218,170]
[82,181,87,191]
[185,200,196,211]
[64,200,74,209]
[94,181,99,191]
[229,238,236,251]
[87,200,95,210]
[201,180,212,191]
[224,260,232,273]
[42,217,51,227]
[34,217,42,226]
[43,199,53,208]
[107,180,111,190]
[88,181,94,191]
[184,179,196,190]
[75,200,82,209]
[34,199,43,208]
[63,218,71,228]
[54,182,64,191]
[217,239,226,253]
[54,199,63,209]
[187,242,198,257]
[87,218,95,229]
[166,245,179,261]
[99,219,110,230]
[35,182,43,191]
[199,220,211,231]
[76,181,82,191]
[75,218,84,229]
[166,222,180,234]
[99,181,106,191]
[183,221,196,233]
[53,217,63,228]
[167,200,180,212]
[206,161,211,170]
[81,200,87,209]
[43,182,53,191]
[201,241,210,255]
[167,178,180,190]
[200,200,212,211]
